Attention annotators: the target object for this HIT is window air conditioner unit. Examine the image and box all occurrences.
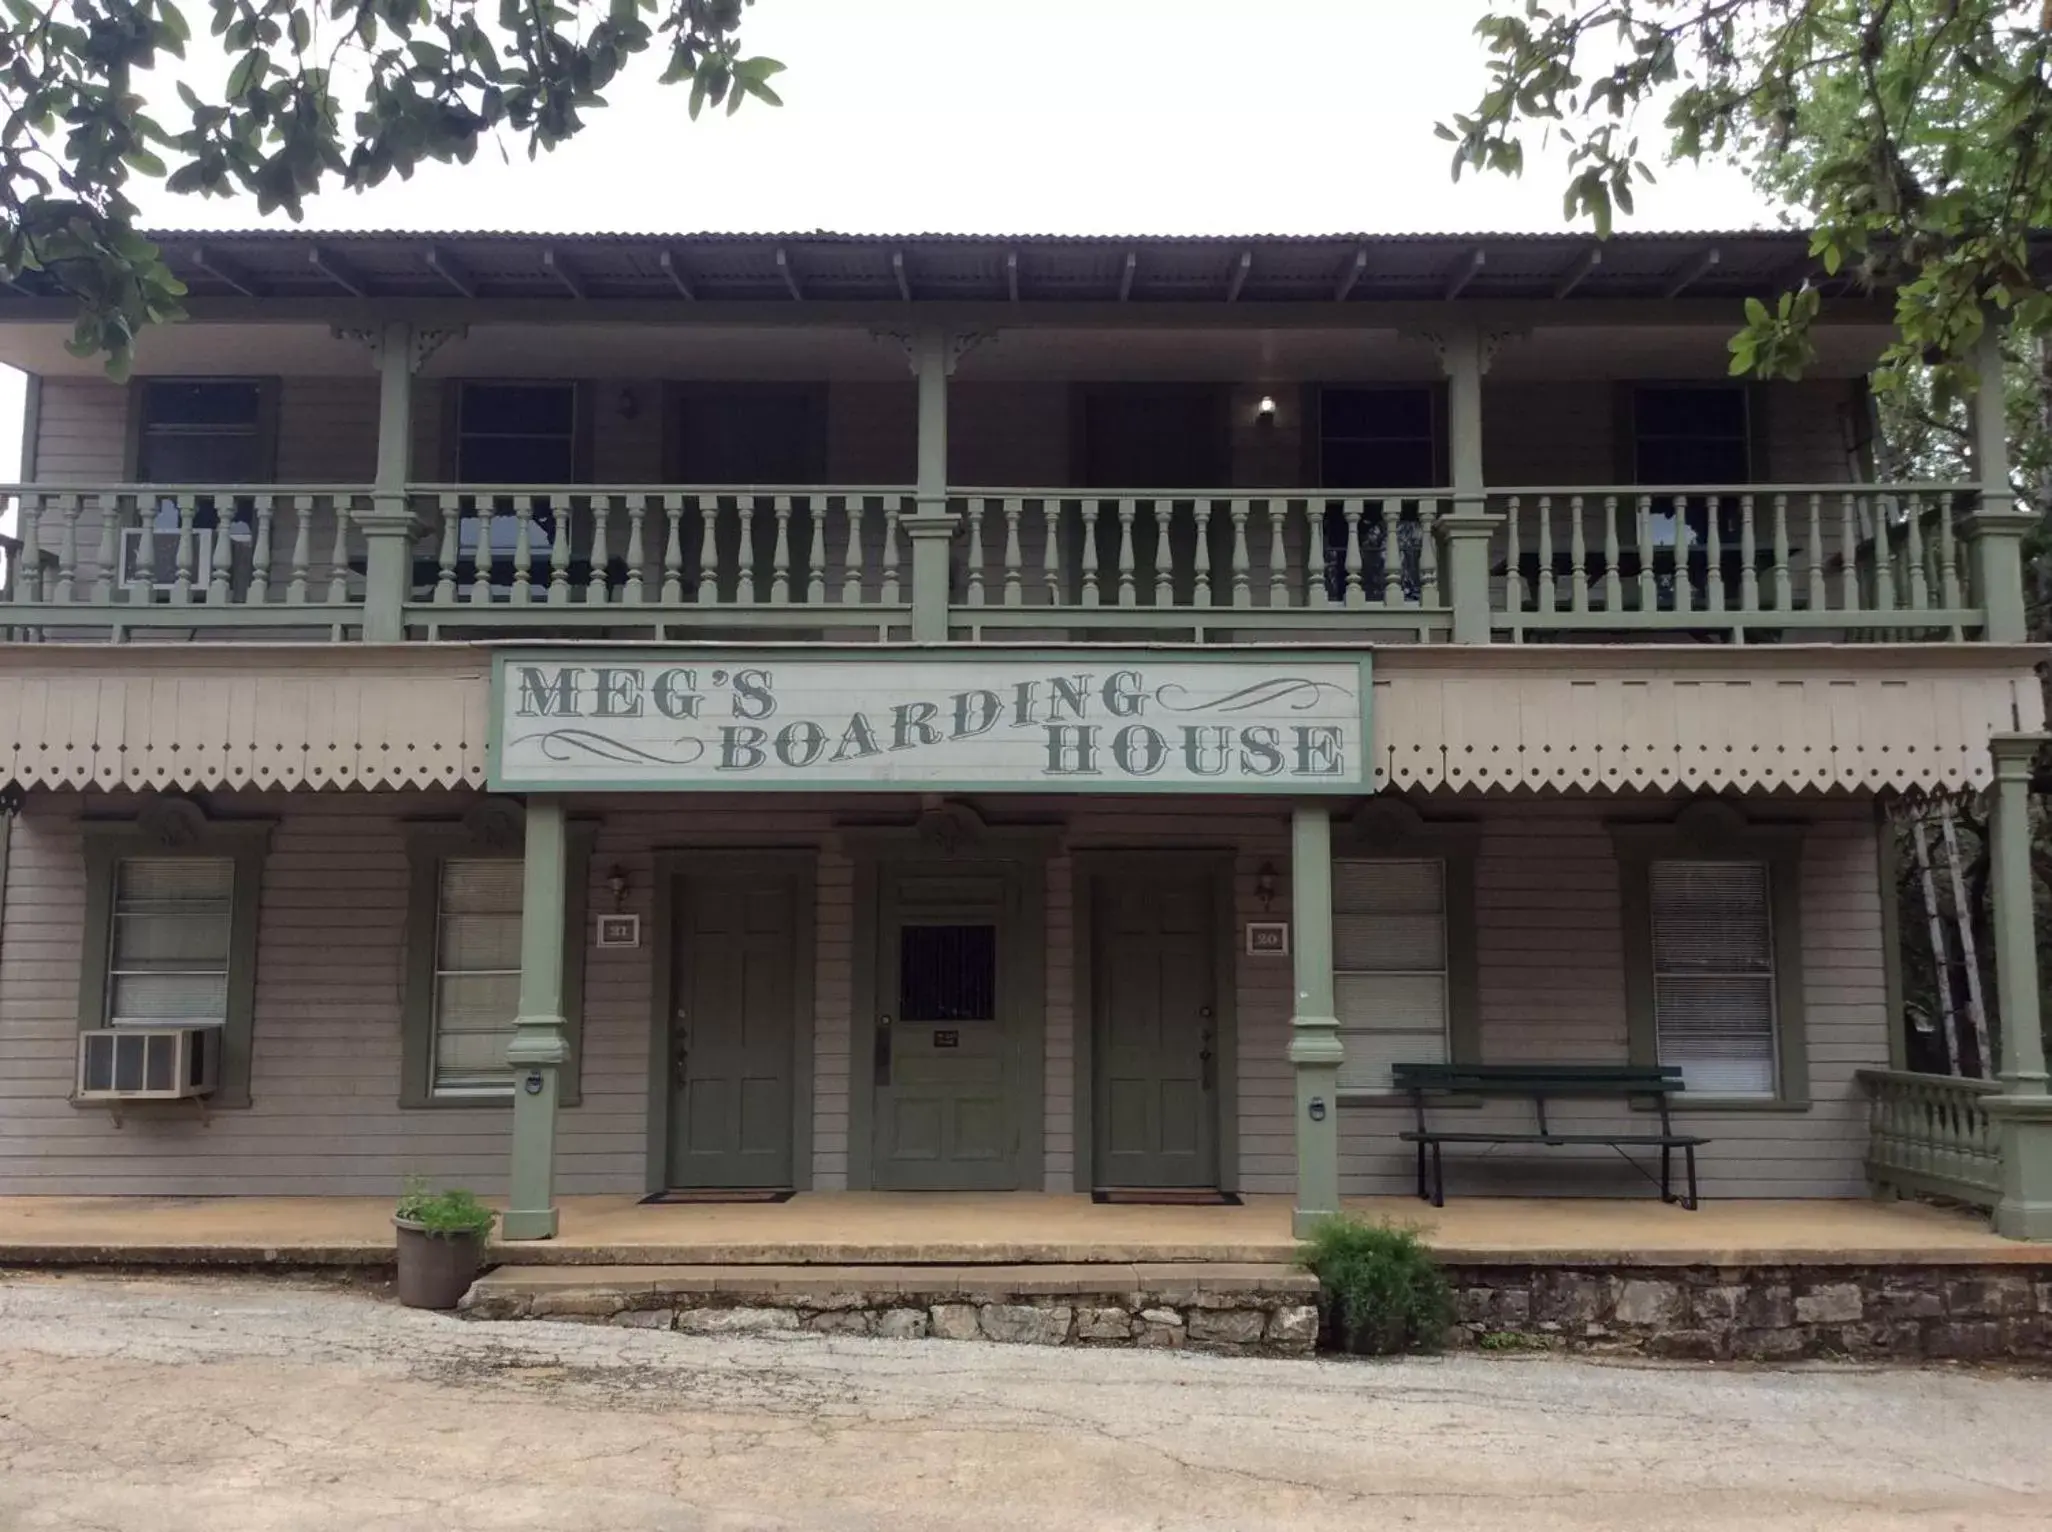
[118,525,216,601]
[75,1027,220,1102]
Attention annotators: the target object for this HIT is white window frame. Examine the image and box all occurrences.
[1649,858,1780,1099]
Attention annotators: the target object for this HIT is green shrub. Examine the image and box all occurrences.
[1297,1216,1452,1355]
[394,1177,497,1240]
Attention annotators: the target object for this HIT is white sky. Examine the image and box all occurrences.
[5,0,1785,479]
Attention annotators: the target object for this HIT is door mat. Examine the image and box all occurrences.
[639,1188,796,1205]
[1091,1188,1242,1207]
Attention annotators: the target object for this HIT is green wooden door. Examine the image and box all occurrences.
[872,862,1025,1191]
[1093,865,1220,1188]
[667,869,799,1189]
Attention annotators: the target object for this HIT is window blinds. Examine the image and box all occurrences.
[432,857,524,1096]
[1649,859,1776,1096]
[108,857,233,1027]
[1332,858,1448,1091]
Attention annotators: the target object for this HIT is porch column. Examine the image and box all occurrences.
[1986,732,2052,1238]
[358,319,418,644]
[903,326,956,642]
[1961,320,2031,643]
[1288,801,1343,1235]
[504,795,571,1240]
[1432,327,1500,645]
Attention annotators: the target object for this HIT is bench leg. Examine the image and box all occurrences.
[1414,1138,1428,1202]
[1431,1141,1446,1209]
[1661,1142,1673,1205]
[1684,1145,1699,1211]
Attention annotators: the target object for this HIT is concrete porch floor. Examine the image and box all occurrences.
[0,1191,2038,1268]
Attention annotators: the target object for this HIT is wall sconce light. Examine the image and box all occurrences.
[1254,394,1278,428]
[606,865,629,912]
[1255,861,1278,910]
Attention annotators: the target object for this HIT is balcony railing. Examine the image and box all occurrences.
[1857,1068,2002,1210]
[0,479,1996,646]
[1494,485,1981,639]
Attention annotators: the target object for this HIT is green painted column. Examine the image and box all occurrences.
[357,319,418,644]
[1288,801,1344,1236]
[904,326,956,642]
[1986,733,2052,1238]
[504,795,571,1241]
[1434,326,1501,644]
[1962,321,2032,643]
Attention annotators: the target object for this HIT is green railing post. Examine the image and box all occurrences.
[1288,801,1343,1236]
[356,319,418,644]
[503,795,570,1241]
[1986,732,2052,1238]
[904,325,956,642]
[1432,326,1499,643]
[1437,498,1501,644]
[1962,322,2031,643]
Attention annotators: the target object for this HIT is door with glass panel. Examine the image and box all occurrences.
[870,861,1027,1191]
[1332,859,1451,1092]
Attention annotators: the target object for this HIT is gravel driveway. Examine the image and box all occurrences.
[0,1272,2047,1531]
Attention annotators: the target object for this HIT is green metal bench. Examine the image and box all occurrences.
[1390,1063,1707,1210]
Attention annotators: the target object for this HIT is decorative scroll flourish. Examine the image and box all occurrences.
[510,729,708,766]
[1151,678,1348,714]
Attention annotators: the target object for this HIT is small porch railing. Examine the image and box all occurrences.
[951,490,1452,635]
[1494,485,1981,640]
[1857,1068,2002,1209]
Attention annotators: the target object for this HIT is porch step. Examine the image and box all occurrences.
[459,1261,1322,1354]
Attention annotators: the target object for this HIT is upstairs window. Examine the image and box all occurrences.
[136,380,271,484]
[1632,386,1750,486]
[456,383,578,484]
[1317,387,1438,602]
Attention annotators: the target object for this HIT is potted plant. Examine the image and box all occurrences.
[392,1177,497,1310]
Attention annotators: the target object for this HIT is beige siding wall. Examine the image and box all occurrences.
[0,788,1885,1198]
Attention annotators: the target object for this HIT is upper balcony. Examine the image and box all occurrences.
[0,229,2021,649]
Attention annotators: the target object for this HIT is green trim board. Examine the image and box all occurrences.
[645,847,817,1194]
[1069,849,1239,1193]
[1609,799,1811,1108]
[76,803,274,1111]
[486,646,1373,796]
[398,806,594,1109]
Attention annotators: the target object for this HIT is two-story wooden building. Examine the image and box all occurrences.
[1,228,2047,1240]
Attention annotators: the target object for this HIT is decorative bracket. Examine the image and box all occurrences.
[1404,327,1528,377]
[870,328,997,377]
[332,323,467,374]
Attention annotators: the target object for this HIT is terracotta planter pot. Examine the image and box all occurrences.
[393,1216,488,1310]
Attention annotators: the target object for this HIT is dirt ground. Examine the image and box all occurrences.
[1,1273,2048,1532]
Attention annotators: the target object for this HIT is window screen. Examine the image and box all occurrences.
[137,381,266,484]
[107,857,233,1027]
[456,383,577,484]
[1650,859,1777,1096]
[898,924,998,1022]
[431,857,524,1097]
[1332,858,1448,1092]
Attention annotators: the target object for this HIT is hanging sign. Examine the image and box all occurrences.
[488,649,1370,794]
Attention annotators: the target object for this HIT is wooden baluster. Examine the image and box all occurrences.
[1937,492,1961,612]
[1079,499,1101,607]
[1600,496,1622,613]
[1380,501,1404,606]
[1416,498,1440,606]
[769,495,793,605]
[1568,494,1589,613]
[166,497,195,605]
[1503,496,1523,613]
[1003,498,1024,607]
[1341,499,1364,607]
[510,501,534,605]
[1193,498,1215,606]
[1838,492,1859,612]
[1872,495,1897,613]
[1535,495,1556,614]
[1269,501,1293,608]
[433,498,459,605]
[208,500,235,603]
[326,500,350,604]
[91,493,119,603]
[1738,493,1758,613]
[1150,501,1173,608]
[548,500,572,605]
[805,499,826,606]
[1635,496,1657,614]
[1115,498,1137,606]
[1230,499,1252,608]
[468,503,494,606]
[288,498,315,605]
[737,494,762,603]
[1040,501,1062,606]
[1702,494,1723,614]
[697,496,720,604]
[661,496,685,604]
[52,493,78,603]
[880,499,902,605]
[13,493,40,601]
[1771,494,1792,611]
[625,497,648,605]
[841,497,869,605]
[247,495,274,605]
[1904,493,1928,609]
[965,498,987,606]
[588,497,612,605]
[1802,493,1825,612]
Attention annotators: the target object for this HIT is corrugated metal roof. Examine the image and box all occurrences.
[26,227,1896,305]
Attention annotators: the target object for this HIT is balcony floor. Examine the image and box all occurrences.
[0,1191,2032,1269]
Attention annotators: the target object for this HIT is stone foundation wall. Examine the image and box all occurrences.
[1444,1263,2052,1361]
[460,1274,1320,1356]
